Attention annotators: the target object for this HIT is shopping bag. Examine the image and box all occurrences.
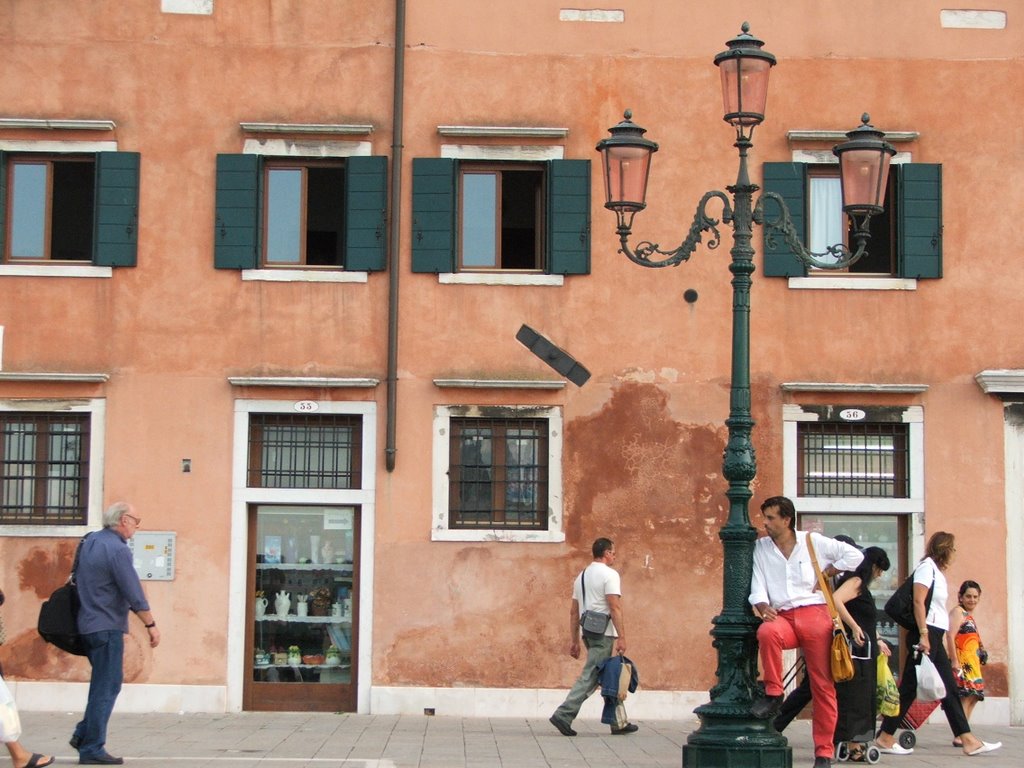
[0,675,23,744]
[917,653,946,702]
[876,655,900,716]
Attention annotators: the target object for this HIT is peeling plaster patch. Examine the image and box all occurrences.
[659,367,680,382]
[939,10,1006,29]
[619,368,657,384]
[559,9,625,23]
[162,0,213,15]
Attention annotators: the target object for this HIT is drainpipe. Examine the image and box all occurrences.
[385,0,406,472]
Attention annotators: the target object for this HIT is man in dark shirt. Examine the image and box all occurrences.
[71,502,160,765]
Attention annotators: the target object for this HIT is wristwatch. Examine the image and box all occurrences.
[144,621,156,629]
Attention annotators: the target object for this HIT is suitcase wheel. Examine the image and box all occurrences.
[898,731,916,750]
[866,746,880,764]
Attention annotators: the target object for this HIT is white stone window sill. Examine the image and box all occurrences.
[241,269,368,283]
[0,265,112,278]
[788,276,917,291]
[438,273,564,286]
[431,528,565,543]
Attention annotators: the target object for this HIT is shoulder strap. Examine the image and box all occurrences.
[579,567,587,605]
[69,532,91,585]
[806,534,842,627]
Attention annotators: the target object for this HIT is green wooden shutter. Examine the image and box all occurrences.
[214,154,261,270]
[411,158,456,273]
[761,162,807,277]
[0,151,6,260]
[547,159,591,275]
[345,155,388,271]
[896,163,942,279]
[92,152,140,267]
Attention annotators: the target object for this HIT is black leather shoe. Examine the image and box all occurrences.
[70,734,82,751]
[549,715,577,737]
[611,723,639,735]
[813,757,832,768]
[79,753,124,765]
[750,694,784,719]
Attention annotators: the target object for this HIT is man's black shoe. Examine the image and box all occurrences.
[549,715,577,737]
[813,757,832,768]
[79,752,124,765]
[70,734,82,751]
[750,694,784,719]
[611,723,639,735]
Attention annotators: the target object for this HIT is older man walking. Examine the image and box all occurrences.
[71,502,160,765]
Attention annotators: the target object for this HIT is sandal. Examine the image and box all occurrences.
[21,754,55,768]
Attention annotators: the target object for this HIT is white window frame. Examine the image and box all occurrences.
[782,402,925,560]
[240,139,372,284]
[432,404,564,543]
[0,140,118,280]
[0,397,106,536]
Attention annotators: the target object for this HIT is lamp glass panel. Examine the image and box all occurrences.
[719,57,771,125]
[840,150,892,209]
[602,145,651,209]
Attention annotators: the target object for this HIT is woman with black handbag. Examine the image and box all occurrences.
[874,532,1001,757]
[0,587,55,768]
[830,547,891,760]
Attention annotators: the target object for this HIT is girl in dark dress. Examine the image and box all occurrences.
[832,547,891,758]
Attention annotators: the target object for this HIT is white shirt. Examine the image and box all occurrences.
[572,561,621,637]
[914,557,949,631]
[749,530,864,611]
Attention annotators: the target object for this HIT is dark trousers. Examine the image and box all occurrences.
[879,625,970,738]
[74,630,125,758]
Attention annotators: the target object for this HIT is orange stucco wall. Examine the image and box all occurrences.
[1,0,1021,709]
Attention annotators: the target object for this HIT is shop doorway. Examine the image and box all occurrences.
[243,504,359,711]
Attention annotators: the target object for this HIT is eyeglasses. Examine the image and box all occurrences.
[123,514,142,527]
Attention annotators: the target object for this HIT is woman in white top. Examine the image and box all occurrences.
[875,532,1001,756]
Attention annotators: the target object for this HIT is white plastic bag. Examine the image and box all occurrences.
[0,674,23,743]
[917,653,947,702]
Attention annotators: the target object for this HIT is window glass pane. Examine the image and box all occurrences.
[500,170,541,269]
[0,413,89,525]
[461,173,497,267]
[266,169,303,264]
[799,423,908,498]
[457,426,493,515]
[10,163,48,259]
[248,414,362,489]
[449,418,547,530]
[809,174,843,265]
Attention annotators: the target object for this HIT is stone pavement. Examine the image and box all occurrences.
[4,711,1022,768]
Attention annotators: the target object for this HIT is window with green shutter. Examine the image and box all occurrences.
[0,151,139,267]
[214,154,387,272]
[761,162,942,280]
[412,158,590,275]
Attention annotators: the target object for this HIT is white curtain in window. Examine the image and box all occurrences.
[808,175,843,265]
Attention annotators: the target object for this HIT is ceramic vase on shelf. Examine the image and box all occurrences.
[254,596,268,619]
[310,535,321,564]
[297,601,308,617]
[275,591,291,616]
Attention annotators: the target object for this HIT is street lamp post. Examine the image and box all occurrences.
[596,22,895,768]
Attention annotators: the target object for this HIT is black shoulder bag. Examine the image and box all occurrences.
[37,534,91,656]
[578,567,611,635]
[884,562,935,631]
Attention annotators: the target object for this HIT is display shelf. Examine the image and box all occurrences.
[257,562,354,572]
[256,615,351,624]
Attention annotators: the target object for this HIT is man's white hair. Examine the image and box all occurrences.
[103,501,133,529]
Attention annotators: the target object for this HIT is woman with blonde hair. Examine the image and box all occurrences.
[874,532,1001,756]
